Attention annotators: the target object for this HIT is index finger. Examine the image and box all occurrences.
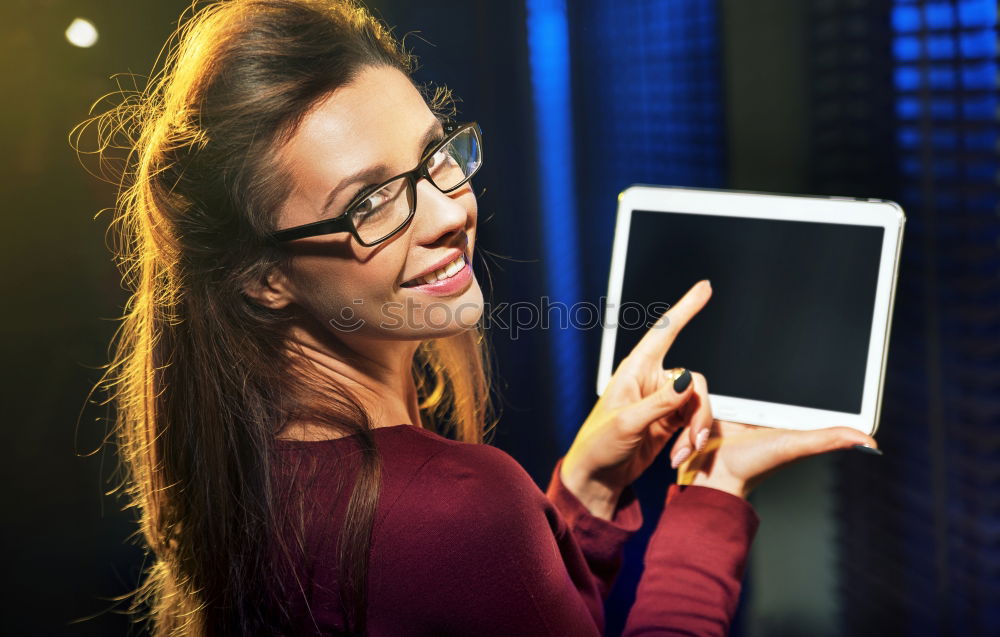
[631,279,712,363]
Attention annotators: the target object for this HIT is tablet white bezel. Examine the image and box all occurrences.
[596,185,905,436]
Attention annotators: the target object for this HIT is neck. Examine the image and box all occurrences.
[283,317,423,435]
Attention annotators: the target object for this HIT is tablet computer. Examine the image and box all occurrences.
[597,185,905,436]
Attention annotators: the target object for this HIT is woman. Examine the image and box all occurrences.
[83,0,880,634]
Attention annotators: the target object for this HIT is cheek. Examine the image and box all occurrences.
[467,192,479,224]
[289,255,397,322]
[461,196,478,253]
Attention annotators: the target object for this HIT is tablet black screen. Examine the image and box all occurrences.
[612,209,885,414]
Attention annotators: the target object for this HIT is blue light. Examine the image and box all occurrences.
[961,95,999,120]
[927,35,956,59]
[959,30,997,58]
[898,126,920,149]
[928,66,957,90]
[961,62,999,90]
[525,0,586,450]
[894,36,921,61]
[929,98,957,119]
[895,66,921,90]
[897,96,921,119]
[958,0,997,27]
[924,3,955,29]
[893,6,922,31]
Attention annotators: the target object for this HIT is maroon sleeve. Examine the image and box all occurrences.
[622,484,760,636]
[545,456,644,600]
[546,456,759,635]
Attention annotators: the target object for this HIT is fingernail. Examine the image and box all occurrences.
[673,369,692,393]
[671,446,691,469]
[696,428,710,451]
[852,444,883,456]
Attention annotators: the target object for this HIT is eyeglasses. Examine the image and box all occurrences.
[269,121,483,246]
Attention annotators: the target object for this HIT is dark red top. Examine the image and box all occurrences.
[272,424,759,636]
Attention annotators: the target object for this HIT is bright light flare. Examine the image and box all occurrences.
[65,18,98,48]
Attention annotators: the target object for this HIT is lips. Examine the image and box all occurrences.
[400,254,473,297]
[401,251,468,287]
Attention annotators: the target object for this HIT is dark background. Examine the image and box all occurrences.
[1,0,996,635]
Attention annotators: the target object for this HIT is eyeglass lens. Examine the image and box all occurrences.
[353,126,481,244]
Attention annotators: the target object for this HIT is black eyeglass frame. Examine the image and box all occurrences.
[268,121,483,246]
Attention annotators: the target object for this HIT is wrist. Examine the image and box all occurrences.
[559,461,624,521]
[686,472,749,500]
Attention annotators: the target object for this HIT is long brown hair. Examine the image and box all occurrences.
[76,1,495,634]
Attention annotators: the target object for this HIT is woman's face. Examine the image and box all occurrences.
[272,66,483,341]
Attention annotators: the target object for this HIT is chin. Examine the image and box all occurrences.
[372,281,484,340]
[413,284,485,337]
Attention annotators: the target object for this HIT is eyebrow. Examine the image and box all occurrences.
[319,119,446,218]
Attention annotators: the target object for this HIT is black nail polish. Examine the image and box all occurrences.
[852,444,883,456]
[673,369,692,393]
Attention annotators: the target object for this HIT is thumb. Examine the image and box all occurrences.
[620,368,695,435]
[780,426,879,462]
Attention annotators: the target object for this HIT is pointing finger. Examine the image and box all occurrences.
[631,280,712,365]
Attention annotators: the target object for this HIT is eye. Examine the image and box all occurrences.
[339,181,382,217]
[427,146,448,170]
[352,187,391,217]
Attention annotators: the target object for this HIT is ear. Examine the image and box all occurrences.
[243,267,295,310]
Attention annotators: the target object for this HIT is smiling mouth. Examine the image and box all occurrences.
[401,254,468,287]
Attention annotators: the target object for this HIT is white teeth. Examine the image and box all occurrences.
[445,259,463,277]
[409,255,465,286]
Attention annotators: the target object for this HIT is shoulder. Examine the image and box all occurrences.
[369,427,556,550]
[380,426,547,523]
[275,424,553,546]
[273,424,537,506]
[399,425,533,481]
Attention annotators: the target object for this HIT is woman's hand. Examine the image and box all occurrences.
[672,415,881,499]
[560,280,714,519]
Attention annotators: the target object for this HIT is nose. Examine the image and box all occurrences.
[410,177,474,245]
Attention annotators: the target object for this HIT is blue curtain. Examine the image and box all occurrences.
[833,2,998,635]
